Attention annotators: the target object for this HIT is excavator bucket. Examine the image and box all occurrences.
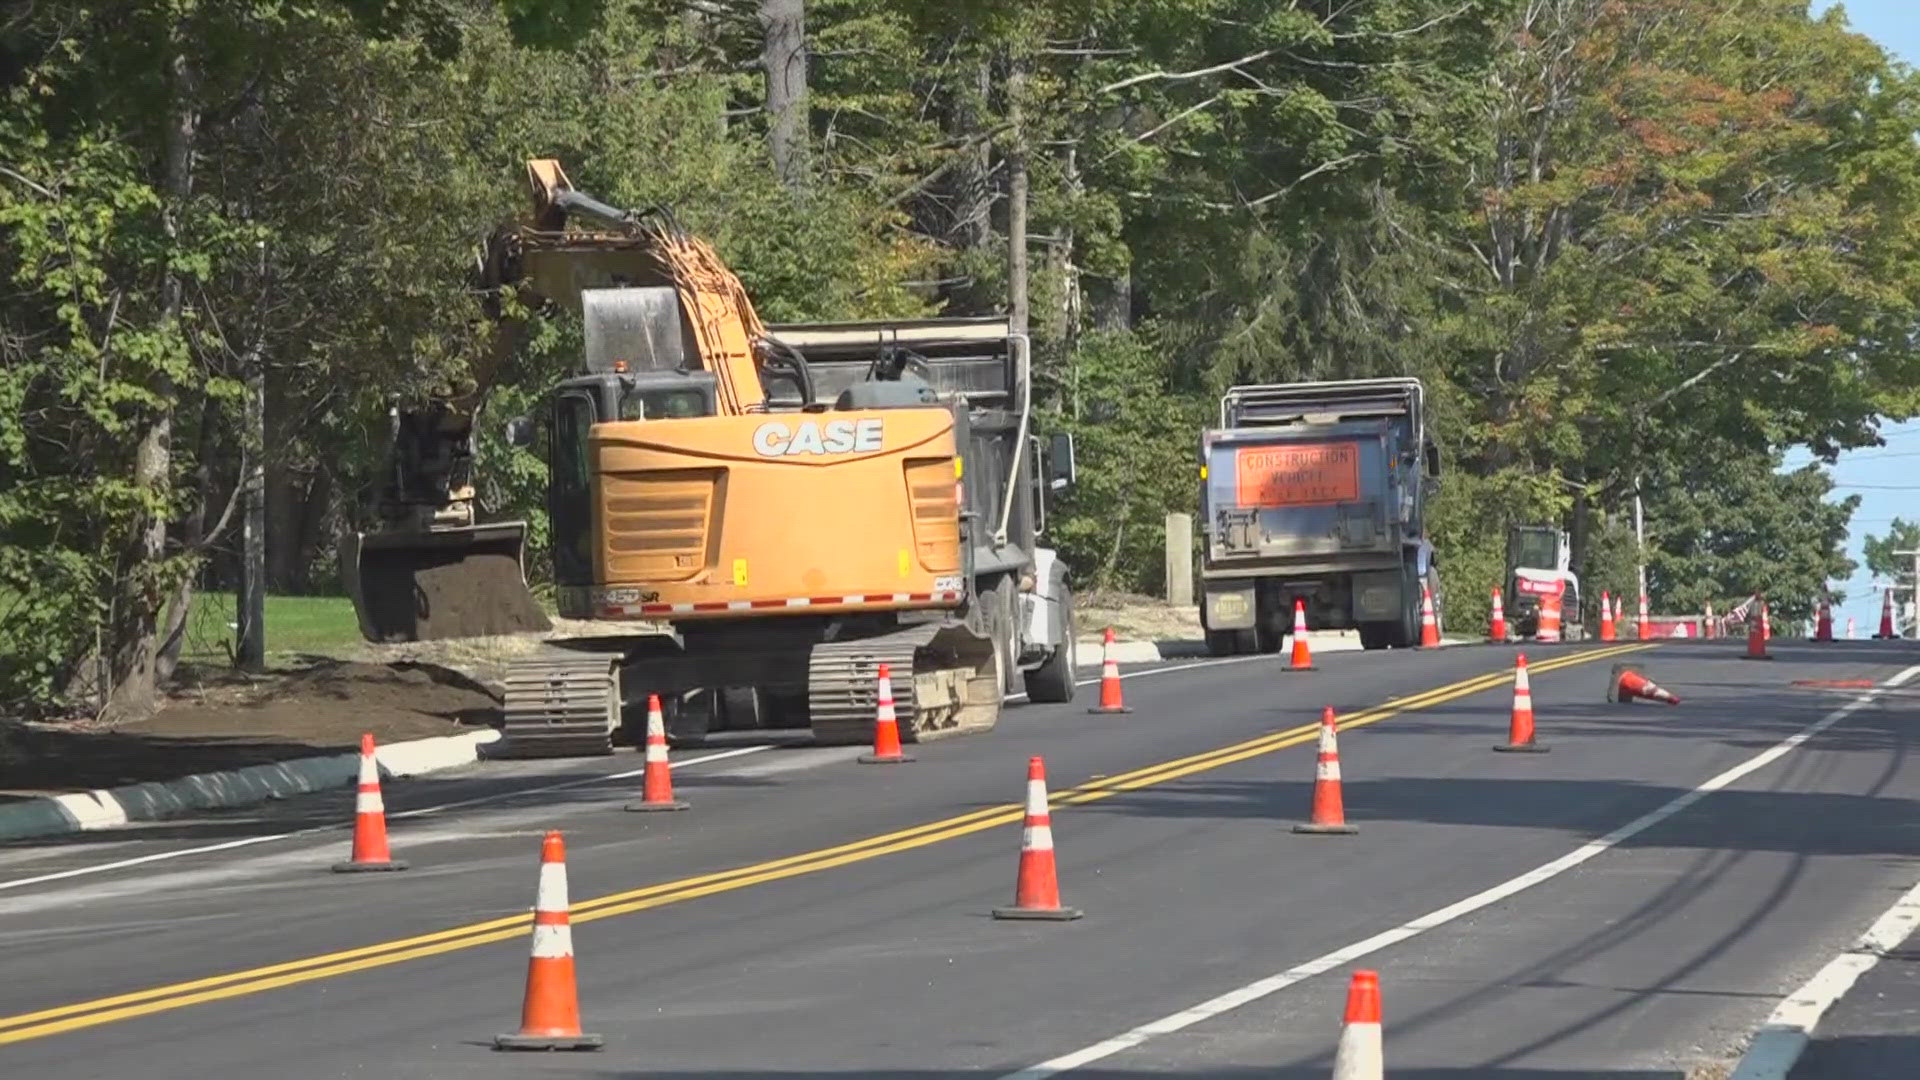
[342,522,552,643]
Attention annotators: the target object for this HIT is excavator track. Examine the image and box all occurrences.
[500,652,620,757]
[806,621,1000,746]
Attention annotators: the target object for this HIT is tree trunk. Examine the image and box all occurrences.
[759,0,808,189]
[1005,54,1030,336]
[107,39,197,719]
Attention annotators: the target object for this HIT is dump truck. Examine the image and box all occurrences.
[342,159,1079,753]
[1197,378,1440,653]
[1503,525,1583,641]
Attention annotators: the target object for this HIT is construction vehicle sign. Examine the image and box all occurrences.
[1234,441,1361,508]
[752,418,884,457]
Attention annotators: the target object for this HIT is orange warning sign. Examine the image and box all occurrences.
[1234,441,1361,508]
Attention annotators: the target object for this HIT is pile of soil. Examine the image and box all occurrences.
[0,660,500,796]
[1078,591,1203,644]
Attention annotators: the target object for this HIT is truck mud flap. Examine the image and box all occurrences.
[343,522,552,643]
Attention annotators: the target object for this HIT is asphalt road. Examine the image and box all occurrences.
[1,636,1917,1079]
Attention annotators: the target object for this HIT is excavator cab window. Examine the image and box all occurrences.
[618,371,718,421]
[550,389,598,585]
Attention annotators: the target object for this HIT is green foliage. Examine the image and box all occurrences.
[1862,518,1920,584]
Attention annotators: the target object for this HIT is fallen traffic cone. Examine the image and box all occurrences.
[1608,662,1681,705]
[1743,600,1774,661]
[624,694,690,811]
[1598,590,1615,642]
[1876,588,1896,639]
[858,663,914,764]
[1088,627,1131,714]
[1286,599,1317,671]
[1636,593,1651,641]
[1417,584,1441,648]
[1331,970,1384,1080]
[992,756,1082,921]
[334,733,407,873]
[1494,653,1547,753]
[1814,600,1834,642]
[1294,706,1357,835]
[1488,587,1508,643]
[494,831,602,1051]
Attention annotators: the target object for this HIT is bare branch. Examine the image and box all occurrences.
[1100,48,1278,94]
[0,165,56,199]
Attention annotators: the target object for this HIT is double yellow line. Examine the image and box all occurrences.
[0,643,1648,1046]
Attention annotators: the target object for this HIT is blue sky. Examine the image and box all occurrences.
[1776,2,1918,629]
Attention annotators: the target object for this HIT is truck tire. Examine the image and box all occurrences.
[1358,623,1394,650]
[1023,588,1077,703]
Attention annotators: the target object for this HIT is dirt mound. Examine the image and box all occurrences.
[0,660,500,796]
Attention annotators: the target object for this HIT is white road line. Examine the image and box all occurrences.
[0,745,770,894]
[0,651,1268,893]
[996,662,1920,1080]
[1730,864,1920,1078]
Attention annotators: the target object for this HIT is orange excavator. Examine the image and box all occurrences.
[343,160,1081,753]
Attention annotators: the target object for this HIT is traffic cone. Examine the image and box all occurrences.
[1636,593,1651,641]
[992,756,1082,921]
[1743,600,1774,661]
[1494,653,1547,753]
[1488,587,1508,643]
[1876,588,1896,639]
[1331,970,1384,1080]
[1088,627,1131,714]
[333,733,407,873]
[1598,590,1615,642]
[1613,593,1625,629]
[494,831,602,1051]
[1536,589,1564,643]
[624,694,690,811]
[1294,706,1357,835]
[1609,662,1680,705]
[1286,599,1317,671]
[1417,584,1441,648]
[858,663,914,764]
[1763,600,1773,641]
[1705,601,1716,639]
[1814,600,1833,642]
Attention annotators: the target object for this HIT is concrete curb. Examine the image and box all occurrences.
[1073,633,1479,668]
[0,728,501,844]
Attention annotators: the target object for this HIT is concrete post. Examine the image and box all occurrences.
[1165,512,1194,607]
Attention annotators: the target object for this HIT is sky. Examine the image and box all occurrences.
[1776,1,1920,630]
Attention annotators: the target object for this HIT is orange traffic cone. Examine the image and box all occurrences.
[1705,601,1717,639]
[1331,970,1385,1080]
[1743,600,1773,661]
[1613,593,1625,629]
[1814,600,1834,642]
[1875,588,1896,639]
[1609,663,1680,705]
[1294,707,1357,835]
[1494,653,1547,753]
[494,831,602,1051]
[1636,593,1651,640]
[1417,585,1441,648]
[334,733,407,873]
[1598,591,1616,642]
[992,756,1082,921]
[624,694,689,811]
[1488,587,1507,643]
[1088,627,1131,714]
[1286,599,1317,671]
[859,663,914,764]
[1536,588,1563,643]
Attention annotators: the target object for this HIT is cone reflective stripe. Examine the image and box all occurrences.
[624,695,690,811]
[1814,600,1834,642]
[333,733,407,873]
[1743,599,1774,661]
[1488,587,1507,643]
[859,663,914,764]
[1286,599,1317,671]
[1294,707,1357,835]
[1089,627,1131,714]
[1494,653,1547,753]
[1636,593,1651,640]
[1598,591,1615,642]
[494,832,602,1051]
[1417,585,1440,648]
[993,757,1082,920]
[1611,665,1681,705]
[1332,970,1384,1080]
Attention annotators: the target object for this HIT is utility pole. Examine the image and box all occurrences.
[1633,487,1647,607]
[236,239,267,669]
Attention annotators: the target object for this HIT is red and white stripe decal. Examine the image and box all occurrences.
[600,590,963,618]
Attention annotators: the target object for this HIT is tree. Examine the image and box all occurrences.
[1863,518,1920,584]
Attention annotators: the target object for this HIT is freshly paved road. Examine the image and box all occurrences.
[1,636,1917,1079]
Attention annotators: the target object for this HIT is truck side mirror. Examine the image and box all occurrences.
[505,416,535,448]
[1048,432,1077,492]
